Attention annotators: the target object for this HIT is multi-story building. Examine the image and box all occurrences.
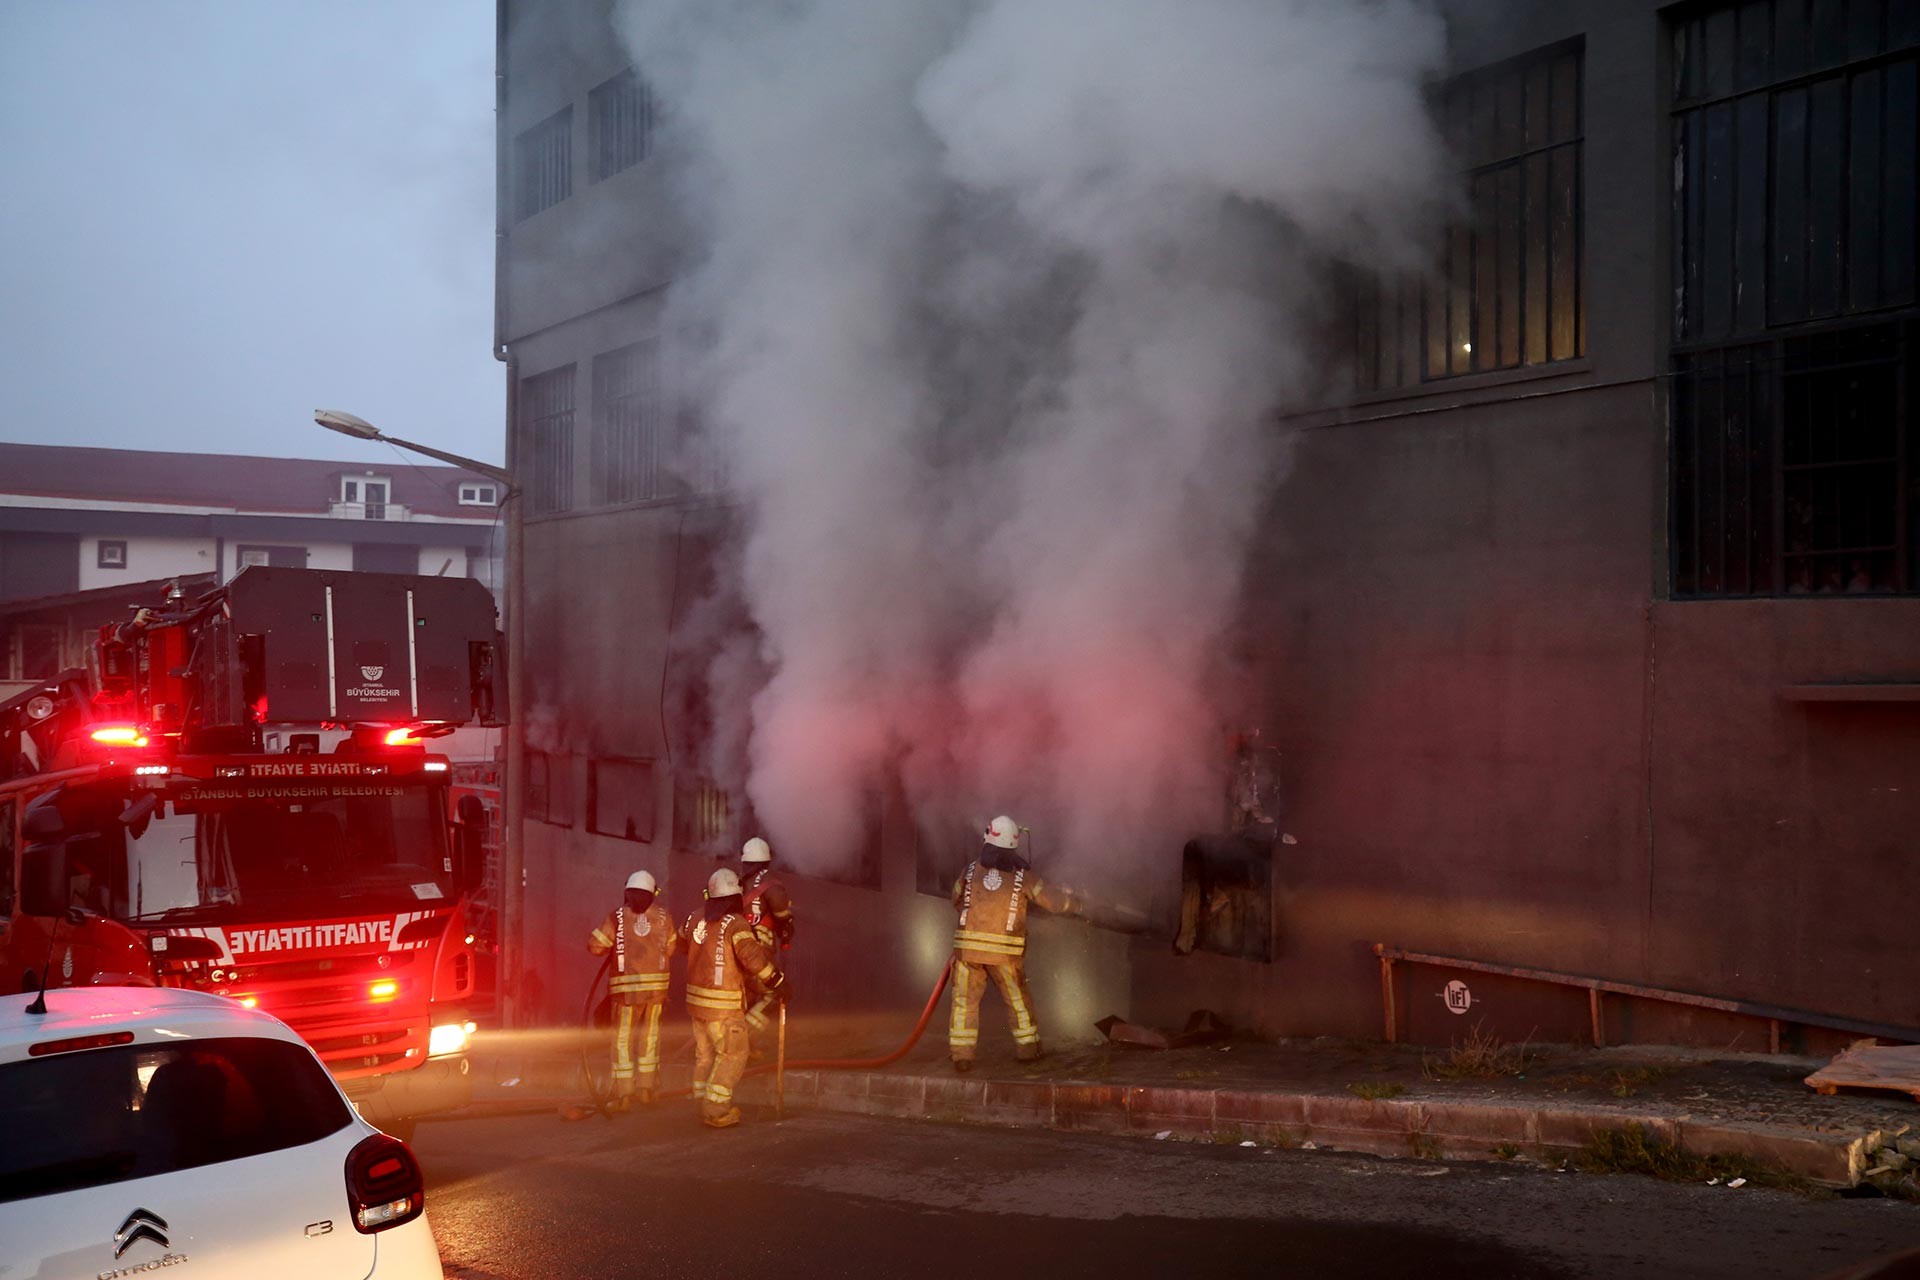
[0,443,504,697]
[497,0,1919,1049]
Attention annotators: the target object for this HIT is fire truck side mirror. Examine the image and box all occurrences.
[19,840,69,919]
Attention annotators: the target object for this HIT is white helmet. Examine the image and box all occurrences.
[984,815,1021,850]
[625,870,657,893]
[741,837,772,864]
[707,867,742,898]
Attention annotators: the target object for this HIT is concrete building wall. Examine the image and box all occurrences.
[501,0,1920,1049]
[77,535,219,592]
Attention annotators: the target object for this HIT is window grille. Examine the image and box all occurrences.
[589,69,651,182]
[1355,41,1584,392]
[519,365,576,517]
[513,106,572,223]
[1670,2,1918,597]
[592,341,661,505]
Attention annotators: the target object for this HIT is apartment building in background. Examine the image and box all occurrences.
[0,442,505,699]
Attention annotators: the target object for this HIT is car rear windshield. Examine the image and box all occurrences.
[0,1036,352,1203]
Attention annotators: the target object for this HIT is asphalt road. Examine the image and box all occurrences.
[413,1106,1920,1280]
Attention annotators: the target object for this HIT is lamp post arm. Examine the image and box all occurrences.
[371,433,514,487]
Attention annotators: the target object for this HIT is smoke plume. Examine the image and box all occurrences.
[617,0,1448,891]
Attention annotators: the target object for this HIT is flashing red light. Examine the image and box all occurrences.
[383,728,422,747]
[368,979,400,1002]
[234,995,260,1009]
[90,725,149,748]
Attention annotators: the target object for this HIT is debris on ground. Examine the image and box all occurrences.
[1805,1041,1920,1104]
[1094,1010,1231,1051]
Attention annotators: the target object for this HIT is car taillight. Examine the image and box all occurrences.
[345,1133,425,1233]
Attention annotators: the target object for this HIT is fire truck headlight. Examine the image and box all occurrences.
[428,1022,470,1057]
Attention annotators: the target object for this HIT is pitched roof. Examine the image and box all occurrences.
[0,441,502,521]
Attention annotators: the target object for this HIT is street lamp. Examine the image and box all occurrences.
[314,409,528,1030]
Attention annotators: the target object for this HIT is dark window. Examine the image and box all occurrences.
[1355,41,1584,392]
[0,1036,352,1202]
[1673,320,1917,595]
[351,544,418,575]
[915,815,972,898]
[588,757,655,843]
[1670,3,1918,597]
[519,365,576,517]
[589,69,652,182]
[237,545,308,571]
[513,106,572,223]
[18,625,61,681]
[527,751,575,828]
[96,540,126,570]
[592,341,665,505]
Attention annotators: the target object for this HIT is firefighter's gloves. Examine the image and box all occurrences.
[765,971,792,1003]
[776,917,796,946]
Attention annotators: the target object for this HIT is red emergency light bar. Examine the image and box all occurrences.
[89,724,149,748]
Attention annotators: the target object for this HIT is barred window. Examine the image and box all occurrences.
[1670,2,1919,597]
[1355,41,1584,392]
[519,365,576,517]
[513,106,572,223]
[589,69,652,182]
[672,772,747,855]
[592,341,662,505]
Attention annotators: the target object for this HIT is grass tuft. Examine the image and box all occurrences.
[1423,1023,1537,1080]
[1492,1143,1523,1161]
[1574,1124,1807,1192]
[1346,1081,1407,1101]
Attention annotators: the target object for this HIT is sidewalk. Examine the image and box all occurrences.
[457,1020,1920,1190]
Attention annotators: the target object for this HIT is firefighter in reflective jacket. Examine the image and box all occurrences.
[739,836,795,1038]
[948,815,1074,1071]
[680,867,786,1128]
[586,869,678,1110]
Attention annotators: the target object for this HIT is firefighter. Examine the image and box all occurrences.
[586,870,678,1111]
[681,867,786,1128]
[738,836,795,1039]
[948,815,1074,1072]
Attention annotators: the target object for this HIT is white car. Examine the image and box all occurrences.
[0,985,442,1279]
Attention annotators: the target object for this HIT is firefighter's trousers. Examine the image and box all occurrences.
[948,956,1041,1063]
[690,1009,751,1120]
[610,1000,664,1098]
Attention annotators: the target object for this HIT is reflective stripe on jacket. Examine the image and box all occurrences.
[949,861,1070,966]
[588,903,678,1005]
[682,911,776,1017]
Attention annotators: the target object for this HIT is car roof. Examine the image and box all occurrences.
[0,987,304,1063]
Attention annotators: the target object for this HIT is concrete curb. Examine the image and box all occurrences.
[457,1050,1875,1187]
[725,1068,1874,1187]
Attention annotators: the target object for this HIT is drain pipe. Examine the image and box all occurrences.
[492,0,530,1030]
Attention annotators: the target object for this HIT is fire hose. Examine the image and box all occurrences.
[572,954,954,1116]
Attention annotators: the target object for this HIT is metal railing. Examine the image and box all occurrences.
[1374,942,1920,1053]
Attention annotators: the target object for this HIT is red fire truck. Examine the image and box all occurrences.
[0,566,505,1138]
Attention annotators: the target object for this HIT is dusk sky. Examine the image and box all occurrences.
[0,1,502,467]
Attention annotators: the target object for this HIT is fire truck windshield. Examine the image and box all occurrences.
[114,785,453,923]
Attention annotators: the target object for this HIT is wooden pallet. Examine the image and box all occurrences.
[1806,1043,1920,1105]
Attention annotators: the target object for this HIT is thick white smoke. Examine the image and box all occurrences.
[618,0,1448,891]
